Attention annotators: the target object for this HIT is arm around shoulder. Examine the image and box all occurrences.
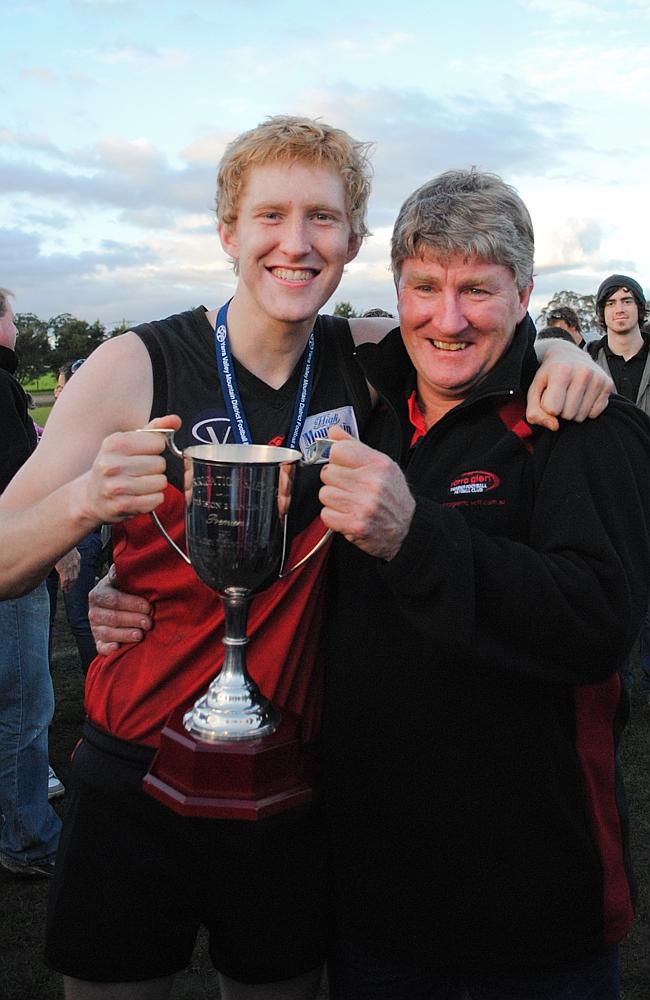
[348,316,397,346]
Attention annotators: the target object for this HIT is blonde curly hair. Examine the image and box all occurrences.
[216,115,373,240]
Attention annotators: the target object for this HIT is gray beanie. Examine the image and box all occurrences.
[596,274,646,310]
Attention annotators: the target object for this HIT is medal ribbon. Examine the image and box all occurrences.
[214,300,317,448]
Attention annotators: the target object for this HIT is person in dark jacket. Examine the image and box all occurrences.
[0,288,62,878]
[546,304,585,347]
[318,170,650,1000]
[588,275,649,416]
[588,275,650,704]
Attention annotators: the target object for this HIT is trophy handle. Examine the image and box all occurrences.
[277,437,334,579]
[277,526,332,579]
[139,428,192,565]
[150,510,191,565]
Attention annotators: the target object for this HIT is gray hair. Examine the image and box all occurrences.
[390,168,534,291]
[0,287,14,318]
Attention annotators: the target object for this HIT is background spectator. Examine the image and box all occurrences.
[0,287,61,877]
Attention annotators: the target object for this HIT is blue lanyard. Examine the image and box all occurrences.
[214,301,317,448]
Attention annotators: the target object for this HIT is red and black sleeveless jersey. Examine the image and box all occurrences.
[85,308,371,747]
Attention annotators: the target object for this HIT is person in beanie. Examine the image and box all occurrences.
[588,274,649,414]
[588,275,650,704]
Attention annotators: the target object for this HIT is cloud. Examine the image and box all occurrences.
[0,129,60,155]
[294,82,577,225]
[523,0,610,19]
[0,79,579,234]
[331,32,416,57]
[20,67,58,85]
[21,208,73,230]
[71,42,191,69]
[2,68,645,329]
[536,217,607,270]
[72,0,135,6]
[0,226,158,284]
[523,0,650,18]
[0,148,214,223]
[79,137,168,177]
[181,133,232,166]
[65,71,100,91]
[1,223,235,327]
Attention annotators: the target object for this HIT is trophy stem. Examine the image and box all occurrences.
[183,587,281,742]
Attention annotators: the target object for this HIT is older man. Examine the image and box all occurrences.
[319,170,650,1000]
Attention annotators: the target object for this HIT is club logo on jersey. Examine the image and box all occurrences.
[191,415,232,445]
[299,406,359,462]
[449,470,501,496]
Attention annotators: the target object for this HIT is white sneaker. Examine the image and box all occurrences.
[48,765,65,800]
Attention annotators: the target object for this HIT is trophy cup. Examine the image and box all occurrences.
[142,433,331,820]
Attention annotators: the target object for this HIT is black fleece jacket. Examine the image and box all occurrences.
[0,345,36,495]
[324,317,650,971]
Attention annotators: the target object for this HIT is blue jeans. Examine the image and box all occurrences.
[330,941,620,1000]
[0,581,61,863]
[48,530,101,675]
[619,597,650,695]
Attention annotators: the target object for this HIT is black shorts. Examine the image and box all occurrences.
[44,722,329,984]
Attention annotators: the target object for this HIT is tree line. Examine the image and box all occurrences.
[14,313,132,382]
[15,291,601,382]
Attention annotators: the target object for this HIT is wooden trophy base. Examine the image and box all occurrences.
[142,707,312,820]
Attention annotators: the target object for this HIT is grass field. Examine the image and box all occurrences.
[1,607,648,999]
[23,374,56,392]
[30,405,52,428]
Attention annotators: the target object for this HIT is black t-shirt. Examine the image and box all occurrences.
[603,337,649,402]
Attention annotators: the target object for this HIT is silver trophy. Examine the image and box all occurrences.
[149,432,330,744]
[141,431,332,818]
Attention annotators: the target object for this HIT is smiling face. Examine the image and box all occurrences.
[218,161,361,337]
[397,253,532,418]
[603,287,640,337]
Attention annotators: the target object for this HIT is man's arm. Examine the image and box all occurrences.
[54,548,81,592]
[89,565,153,655]
[349,317,397,346]
[0,332,175,598]
[527,337,614,428]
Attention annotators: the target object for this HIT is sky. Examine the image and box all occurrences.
[2,0,650,331]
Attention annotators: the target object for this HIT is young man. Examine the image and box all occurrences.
[588,275,649,413]
[0,120,612,1000]
[0,116,377,1000]
[317,172,650,1000]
